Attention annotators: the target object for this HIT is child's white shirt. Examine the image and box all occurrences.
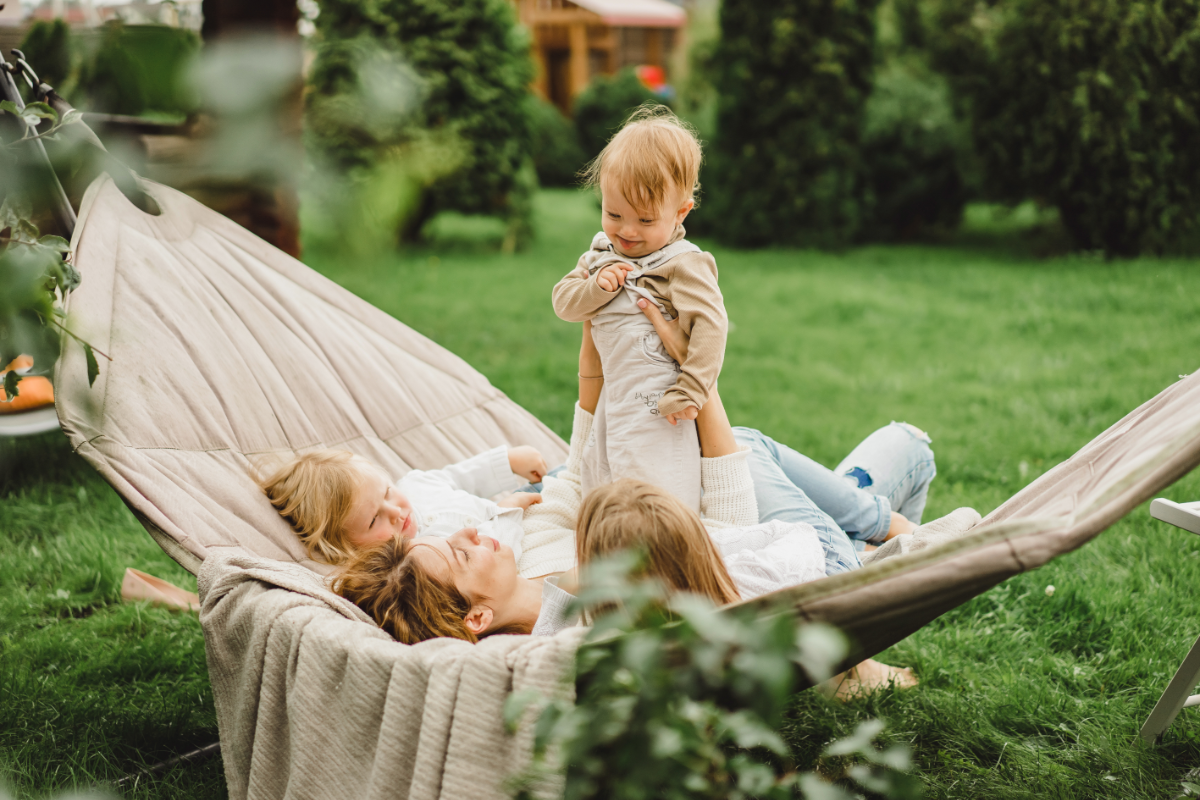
[398,445,526,561]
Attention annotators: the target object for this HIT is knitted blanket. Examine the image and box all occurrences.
[198,550,586,800]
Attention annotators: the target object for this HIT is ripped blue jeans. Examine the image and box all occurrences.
[734,423,937,576]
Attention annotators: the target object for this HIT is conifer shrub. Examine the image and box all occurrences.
[861,64,970,239]
[704,0,881,247]
[309,0,536,245]
[77,22,199,116]
[572,68,660,163]
[525,95,585,187]
[17,19,74,90]
[904,0,1200,255]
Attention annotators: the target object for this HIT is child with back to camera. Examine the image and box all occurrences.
[552,106,724,512]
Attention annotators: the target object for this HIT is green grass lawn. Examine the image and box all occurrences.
[3,188,1200,799]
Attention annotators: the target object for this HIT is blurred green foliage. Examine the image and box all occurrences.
[16,19,74,90]
[309,0,537,248]
[0,102,96,399]
[19,20,199,116]
[705,0,880,247]
[861,63,970,240]
[901,0,1200,256]
[572,68,661,164]
[508,555,917,800]
[525,94,585,188]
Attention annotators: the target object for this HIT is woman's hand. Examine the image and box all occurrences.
[636,298,690,363]
[508,446,548,483]
[497,492,543,511]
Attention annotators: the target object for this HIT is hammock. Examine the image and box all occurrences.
[57,177,568,574]
[55,176,1200,651]
[52,175,1200,799]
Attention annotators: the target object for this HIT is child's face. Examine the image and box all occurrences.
[601,177,694,259]
[343,461,416,548]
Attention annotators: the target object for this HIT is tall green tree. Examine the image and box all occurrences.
[904,0,1200,255]
[309,0,536,247]
[703,0,880,247]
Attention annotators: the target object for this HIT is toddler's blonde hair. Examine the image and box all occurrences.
[582,104,702,215]
[255,450,375,565]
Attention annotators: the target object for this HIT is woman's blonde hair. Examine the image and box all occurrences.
[255,449,374,565]
[576,479,741,606]
[581,104,702,216]
[332,537,533,644]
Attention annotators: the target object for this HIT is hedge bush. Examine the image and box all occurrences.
[309,0,536,245]
[861,63,970,239]
[20,21,198,116]
[572,68,660,164]
[525,95,585,187]
[905,0,1200,255]
[17,19,74,91]
[704,0,880,247]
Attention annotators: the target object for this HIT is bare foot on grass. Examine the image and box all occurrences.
[817,658,918,702]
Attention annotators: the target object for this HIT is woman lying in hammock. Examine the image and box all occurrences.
[327,336,924,693]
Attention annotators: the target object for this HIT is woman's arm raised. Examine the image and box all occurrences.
[578,320,603,415]
[637,299,737,458]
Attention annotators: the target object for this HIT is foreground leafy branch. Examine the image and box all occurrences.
[506,554,920,800]
[0,101,102,401]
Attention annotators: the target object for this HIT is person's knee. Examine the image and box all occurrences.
[890,421,936,476]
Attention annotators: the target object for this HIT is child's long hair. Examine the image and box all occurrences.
[581,104,702,215]
[255,450,369,565]
[576,478,741,606]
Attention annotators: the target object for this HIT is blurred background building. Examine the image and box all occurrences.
[512,0,685,112]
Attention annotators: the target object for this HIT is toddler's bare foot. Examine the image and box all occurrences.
[817,658,918,702]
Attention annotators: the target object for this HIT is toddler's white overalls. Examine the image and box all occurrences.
[581,232,704,512]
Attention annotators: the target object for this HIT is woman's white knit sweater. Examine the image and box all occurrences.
[517,403,761,578]
[525,405,827,636]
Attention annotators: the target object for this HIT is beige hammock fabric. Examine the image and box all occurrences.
[54,176,1200,797]
[57,177,568,575]
[738,362,1200,662]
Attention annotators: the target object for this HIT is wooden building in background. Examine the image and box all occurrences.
[513,0,686,113]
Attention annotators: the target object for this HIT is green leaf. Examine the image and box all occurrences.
[61,109,83,126]
[37,235,70,253]
[796,773,857,800]
[3,368,19,402]
[21,102,58,122]
[0,100,19,117]
[56,260,81,294]
[16,219,40,242]
[85,343,99,387]
[824,718,887,758]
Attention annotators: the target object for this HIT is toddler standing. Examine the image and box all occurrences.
[552,107,726,511]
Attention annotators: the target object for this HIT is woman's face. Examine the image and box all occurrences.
[410,527,520,633]
[343,461,416,548]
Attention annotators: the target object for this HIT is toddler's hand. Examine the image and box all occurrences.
[596,264,633,292]
[497,492,544,511]
[508,445,548,483]
[664,405,699,427]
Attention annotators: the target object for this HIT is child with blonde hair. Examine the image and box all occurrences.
[256,444,556,567]
[552,105,723,512]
